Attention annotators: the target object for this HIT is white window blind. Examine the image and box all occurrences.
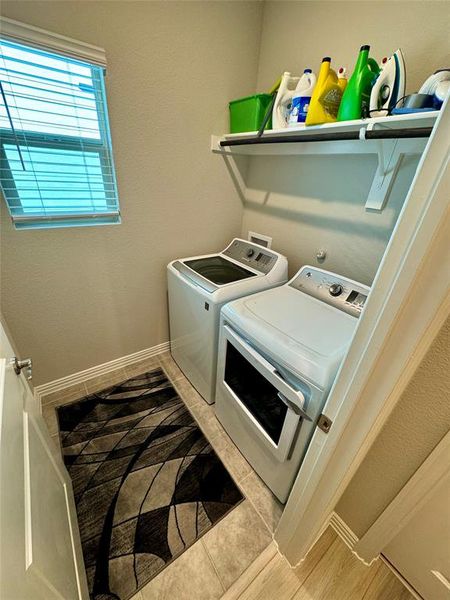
[0,33,120,229]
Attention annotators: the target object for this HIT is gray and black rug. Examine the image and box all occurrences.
[57,368,243,600]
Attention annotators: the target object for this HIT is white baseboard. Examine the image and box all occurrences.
[329,512,359,550]
[329,513,381,568]
[282,512,359,570]
[34,341,170,402]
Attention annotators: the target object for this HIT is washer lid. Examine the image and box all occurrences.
[183,255,257,285]
[223,285,358,389]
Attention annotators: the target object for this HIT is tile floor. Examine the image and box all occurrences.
[41,351,413,600]
[42,351,282,600]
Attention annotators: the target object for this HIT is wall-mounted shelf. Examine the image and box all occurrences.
[211,111,439,211]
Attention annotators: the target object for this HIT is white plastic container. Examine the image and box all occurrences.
[288,69,316,126]
[272,72,301,129]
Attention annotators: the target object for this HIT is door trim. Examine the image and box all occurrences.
[274,95,450,565]
[354,430,450,563]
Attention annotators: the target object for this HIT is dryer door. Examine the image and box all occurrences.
[219,325,310,462]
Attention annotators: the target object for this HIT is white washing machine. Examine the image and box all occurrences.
[167,239,288,405]
[215,266,370,503]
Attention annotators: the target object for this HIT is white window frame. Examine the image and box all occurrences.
[0,17,119,228]
[0,17,106,67]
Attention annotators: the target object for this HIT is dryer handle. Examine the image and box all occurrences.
[223,324,311,421]
[277,392,304,416]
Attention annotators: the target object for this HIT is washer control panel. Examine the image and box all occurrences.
[223,239,277,274]
[289,266,370,317]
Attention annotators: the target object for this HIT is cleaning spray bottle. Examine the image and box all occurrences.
[337,45,380,121]
[338,67,348,92]
[288,69,316,126]
[305,57,343,126]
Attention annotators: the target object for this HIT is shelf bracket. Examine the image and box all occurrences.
[365,138,402,212]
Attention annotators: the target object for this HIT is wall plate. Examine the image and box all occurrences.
[248,231,272,248]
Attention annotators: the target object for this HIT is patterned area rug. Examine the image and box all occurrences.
[57,368,243,600]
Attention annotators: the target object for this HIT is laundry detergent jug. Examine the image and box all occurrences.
[338,45,380,121]
[305,58,343,126]
[272,72,301,129]
[288,69,316,126]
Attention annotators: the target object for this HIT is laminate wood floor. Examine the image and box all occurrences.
[222,527,415,600]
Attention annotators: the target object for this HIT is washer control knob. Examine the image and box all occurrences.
[246,249,255,258]
[329,283,343,297]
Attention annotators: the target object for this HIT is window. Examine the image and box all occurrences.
[0,38,120,229]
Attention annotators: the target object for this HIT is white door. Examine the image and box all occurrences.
[383,474,450,600]
[0,322,88,599]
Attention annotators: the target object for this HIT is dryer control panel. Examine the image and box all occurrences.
[223,239,278,274]
[289,266,370,318]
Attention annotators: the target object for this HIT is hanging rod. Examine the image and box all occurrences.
[219,127,433,147]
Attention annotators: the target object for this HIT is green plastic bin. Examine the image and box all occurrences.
[229,93,272,133]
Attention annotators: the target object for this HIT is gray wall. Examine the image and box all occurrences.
[240,0,449,282]
[241,153,418,285]
[0,1,263,385]
[336,317,450,537]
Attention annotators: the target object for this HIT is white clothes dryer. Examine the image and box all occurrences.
[215,266,370,502]
[167,239,288,404]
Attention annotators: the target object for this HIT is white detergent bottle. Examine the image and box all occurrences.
[272,72,301,129]
[288,69,317,126]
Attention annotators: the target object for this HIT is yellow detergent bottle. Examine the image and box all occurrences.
[305,57,344,125]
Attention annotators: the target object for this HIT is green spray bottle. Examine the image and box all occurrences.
[337,45,380,121]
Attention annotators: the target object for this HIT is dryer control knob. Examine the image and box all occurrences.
[246,249,255,258]
[329,283,343,297]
